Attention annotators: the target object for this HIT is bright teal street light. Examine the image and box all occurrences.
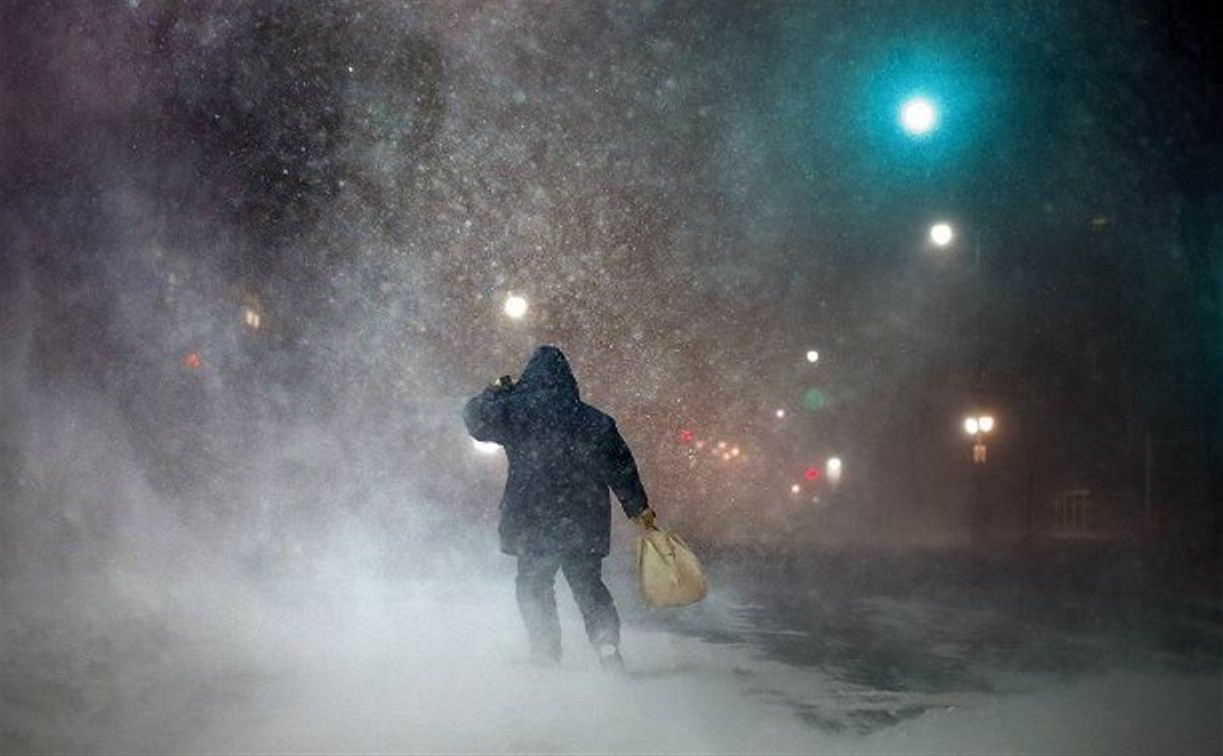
[899,96,938,137]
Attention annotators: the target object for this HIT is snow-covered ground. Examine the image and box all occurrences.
[2,547,1218,754]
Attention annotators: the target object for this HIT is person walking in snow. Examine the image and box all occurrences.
[463,346,656,670]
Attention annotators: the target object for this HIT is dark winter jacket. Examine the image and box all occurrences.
[462,346,649,556]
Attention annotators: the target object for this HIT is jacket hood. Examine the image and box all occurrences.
[518,346,580,401]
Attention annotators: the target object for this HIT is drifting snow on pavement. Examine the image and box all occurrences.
[2,548,1218,754]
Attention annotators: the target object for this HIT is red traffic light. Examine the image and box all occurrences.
[804,467,822,482]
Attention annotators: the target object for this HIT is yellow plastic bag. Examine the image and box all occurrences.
[636,527,707,608]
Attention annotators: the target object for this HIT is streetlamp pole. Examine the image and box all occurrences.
[965,415,994,543]
[974,226,984,387]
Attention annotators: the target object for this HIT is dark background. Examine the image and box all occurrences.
[2,0,1219,567]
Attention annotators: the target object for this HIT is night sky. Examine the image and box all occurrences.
[2,0,1219,554]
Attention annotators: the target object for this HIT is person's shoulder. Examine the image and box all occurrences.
[577,402,615,429]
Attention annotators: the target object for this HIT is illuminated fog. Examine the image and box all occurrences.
[1,1,1219,753]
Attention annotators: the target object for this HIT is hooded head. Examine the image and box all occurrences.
[518,345,580,401]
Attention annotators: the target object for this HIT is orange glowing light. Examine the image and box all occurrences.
[183,352,201,370]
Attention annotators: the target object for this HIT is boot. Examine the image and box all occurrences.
[598,643,625,674]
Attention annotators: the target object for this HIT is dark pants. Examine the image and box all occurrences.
[515,553,620,662]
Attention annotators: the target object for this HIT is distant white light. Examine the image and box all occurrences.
[826,456,843,483]
[242,306,261,330]
[731,446,740,457]
[790,484,802,495]
[472,439,502,455]
[930,223,954,247]
[964,417,980,435]
[503,294,529,319]
[775,408,786,419]
[806,350,820,363]
[900,97,938,136]
[978,415,995,433]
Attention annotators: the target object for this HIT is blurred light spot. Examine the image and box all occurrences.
[826,456,843,484]
[930,222,954,247]
[978,415,995,433]
[472,439,502,455]
[900,96,937,136]
[504,294,528,319]
[242,306,262,330]
[804,467,821,482]
[801,388,827,411]
[790,484,802,495]
[775,408,786,419]
[806,350,820,363]
[964,417,979,435]
[183,352,201,370]
[679,429,695,444]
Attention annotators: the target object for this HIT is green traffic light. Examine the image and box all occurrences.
[802,387,827,411]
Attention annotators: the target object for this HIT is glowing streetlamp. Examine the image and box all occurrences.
[963,414,995,464]
[900,96,938,137]
[930,222,954,247]
[826,456,843,484]
[503,294,529,319]
[242,305,262,330]
[806,350,820,364]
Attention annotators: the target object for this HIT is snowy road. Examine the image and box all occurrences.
[2,548,1219,753]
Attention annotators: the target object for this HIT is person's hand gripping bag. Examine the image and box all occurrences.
[635,517,707,608]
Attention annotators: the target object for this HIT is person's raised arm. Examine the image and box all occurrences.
[463,384,511,444]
